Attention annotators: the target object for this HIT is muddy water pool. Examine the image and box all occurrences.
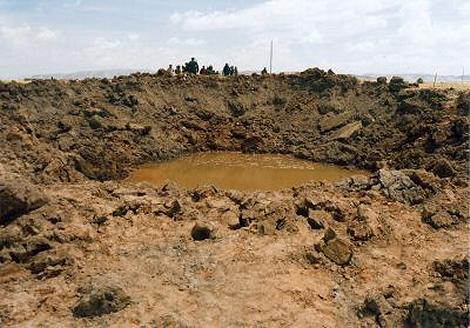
[128,152,367,191]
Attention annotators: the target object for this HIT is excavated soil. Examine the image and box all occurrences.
[0,69,469,327]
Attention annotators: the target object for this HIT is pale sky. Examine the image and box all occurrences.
[0,0,469,79]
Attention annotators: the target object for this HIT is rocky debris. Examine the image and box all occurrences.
[377,76,387,84]
[0,174,49,224]
[358,293,396,328]
[332,121,362,140]
[256,220,278,235]
[8,238,52,264]
[319,112,350,133]
[227,100,247,117]
[222,211,241,229]
[405,299,469,328]
[456,92,470,116]
[347,220,374,241]
[165,199,183,219]
[261,201,298,233]
[241,135,264,153]
[406,170,440,194]
[389,76,409,92]
[432,159,456,178]
[1,68,468,185]
[422,210,458,229]
[191,221,216,241]
[296,68,358,93]
[375,169,425,205]
[27,248,73,278]
[295,197,347,222]
[0,263,28,284]
[72,285,131,318]
[147,314,190,328]
[348,205,383,241]
[434,257,469,284]
[191,186,218,202]
[315,229,353,266]
[306,210,329,229]
[0,69,468,327]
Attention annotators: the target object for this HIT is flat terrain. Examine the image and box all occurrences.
[418,81,470,91]
[0,69,468,327]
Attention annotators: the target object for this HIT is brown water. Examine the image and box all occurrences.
[128,152,366,191]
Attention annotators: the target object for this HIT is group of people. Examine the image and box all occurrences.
[222,63,238,77]
[165,58,239,76]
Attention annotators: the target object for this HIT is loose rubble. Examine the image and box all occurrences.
[0,69,468,327]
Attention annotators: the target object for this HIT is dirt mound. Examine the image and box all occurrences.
[0,68,468,327]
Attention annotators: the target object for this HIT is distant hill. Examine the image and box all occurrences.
[356,73,470,83]
[29,69,470,83]
[30,69,154,80]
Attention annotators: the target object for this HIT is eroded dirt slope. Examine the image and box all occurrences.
[0,69,468,327]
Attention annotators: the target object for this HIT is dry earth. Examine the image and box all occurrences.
[0,69,469,327]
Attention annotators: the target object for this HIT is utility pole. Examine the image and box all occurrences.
[269,40,273,74]
[433,72,438,88]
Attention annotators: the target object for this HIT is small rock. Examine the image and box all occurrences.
[307,209,329,229]
[332,121,362,140]
[9,238,52,263]
[72,285,131,318]
[348,221,374,241]
[323,227,337,242]
[359,294,394,327]
[319,112,350,133]
[222,211,240,229]
[423,211,455,229]
[432,159,455,178]
[257,220,277,235]
[305,248,322,264]
[191,221,215,241]
[0,174,49,224]
[318,236,353,266]
[165,200,182,219]
[27,249,72,278]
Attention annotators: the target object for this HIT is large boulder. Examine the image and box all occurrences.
[0,173,49,224]
[376,169,425,204]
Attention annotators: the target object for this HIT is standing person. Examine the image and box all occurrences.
[223,63,231,76]
[167,64,174,75]
[186,57,199,74]
[233,66,239,77]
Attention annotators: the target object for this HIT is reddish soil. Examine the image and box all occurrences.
[0,69,468,327]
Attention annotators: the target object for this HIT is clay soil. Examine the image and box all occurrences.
[0,69,469,327]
